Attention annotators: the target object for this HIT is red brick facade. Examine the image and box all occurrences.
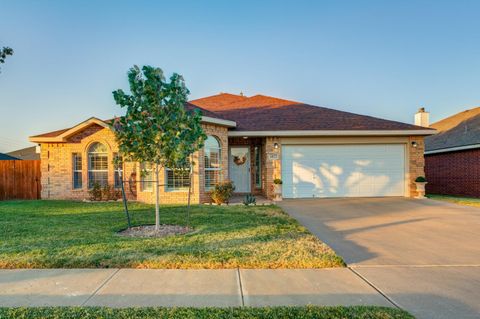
[425,149,480,197]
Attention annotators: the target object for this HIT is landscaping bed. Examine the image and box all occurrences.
[0,306,414,319]
[0,200,344,269]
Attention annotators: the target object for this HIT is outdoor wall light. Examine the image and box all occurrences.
[274,143,279,149]
[411,141,418,148]
[242,136,248,140]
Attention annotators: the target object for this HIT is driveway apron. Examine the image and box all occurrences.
[279,198,480,319]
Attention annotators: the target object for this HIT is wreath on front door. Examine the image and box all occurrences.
[233,155,247,165]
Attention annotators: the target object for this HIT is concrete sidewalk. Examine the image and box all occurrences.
[0,268,393,308]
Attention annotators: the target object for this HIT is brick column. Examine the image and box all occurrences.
[264,137,281,199]
[408,136,426,197]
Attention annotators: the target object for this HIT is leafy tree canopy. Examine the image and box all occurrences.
[112,65,206,169]
[0,46,14,73]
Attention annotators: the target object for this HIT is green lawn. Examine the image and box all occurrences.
[0,306,414,319]
[0,200,343,269]
[427,194,480,208]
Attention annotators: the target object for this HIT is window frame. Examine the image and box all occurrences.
[140,162,153,192]
[165,166,191,192]
[204,135,222,190]
[72,153,82,189]
[87,142,109,189]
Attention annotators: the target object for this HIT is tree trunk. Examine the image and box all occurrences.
[119,168,131,228]
[186,154,194,227]
[155,164,160,231]
[186,166,192,227]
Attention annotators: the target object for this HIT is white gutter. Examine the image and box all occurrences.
[228,129,436,137]
[425,143,480,155]
[201,116,236,127]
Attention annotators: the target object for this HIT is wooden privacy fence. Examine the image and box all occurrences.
[0,160,41,200]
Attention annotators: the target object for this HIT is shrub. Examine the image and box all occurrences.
[415,176,427,183]
[243,194,256,206]
[210,180,235,204]
[273,178,283,185]
[102,185,121,201]
[88,183,121,201]
[88,182,103,201]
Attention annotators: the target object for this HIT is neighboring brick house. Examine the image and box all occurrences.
[30,93,435,203]
[425,107,480,197]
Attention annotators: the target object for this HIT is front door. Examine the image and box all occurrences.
[229,146,251,193]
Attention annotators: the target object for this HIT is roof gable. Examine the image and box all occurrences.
[426,108,480,152]
[431,107,480,132]
[29,105,236,143]
[30,118,109,142]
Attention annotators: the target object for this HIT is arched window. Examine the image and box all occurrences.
[88,142,108,188]
[204,136,221,189]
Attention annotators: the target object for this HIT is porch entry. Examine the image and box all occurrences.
[229,146,251,192]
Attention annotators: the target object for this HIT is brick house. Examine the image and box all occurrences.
[30,93,435,203]
[425,107,480,197]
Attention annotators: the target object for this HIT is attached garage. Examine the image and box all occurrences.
[281,144,406,198]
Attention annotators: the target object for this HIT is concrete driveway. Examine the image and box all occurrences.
[279,198,480,319]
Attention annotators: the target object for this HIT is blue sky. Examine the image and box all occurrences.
[1,0,479,152]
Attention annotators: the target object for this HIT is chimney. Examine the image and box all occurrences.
[415,107,430,127]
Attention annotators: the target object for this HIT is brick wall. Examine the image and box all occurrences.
[198,124,229,203]
[40,124,137,200]
[264,137,281,199]
[40,124,427,201]
[408,136,426,197]
[425,149,480,197]
[40,123,228,204]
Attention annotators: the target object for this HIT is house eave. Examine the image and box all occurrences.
[425,143,480,155]
[201,116,236,127]
[228,129,436,137]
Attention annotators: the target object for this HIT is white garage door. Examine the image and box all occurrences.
[282,144,405,198]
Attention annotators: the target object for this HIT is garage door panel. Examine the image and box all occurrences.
[282,144,405,198]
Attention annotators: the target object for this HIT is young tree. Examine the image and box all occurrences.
[112,65,206,231]
[0,46,14,73]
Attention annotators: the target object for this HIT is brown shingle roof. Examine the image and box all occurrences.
[190,94,431,131]
[184,102,232,121]
[30,127,70,138]
[30,103,232,139]
[425,107,480,152]
[31,92,433,139]
[190,93,247,109]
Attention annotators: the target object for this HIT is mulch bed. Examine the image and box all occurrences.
[118,225,192,238]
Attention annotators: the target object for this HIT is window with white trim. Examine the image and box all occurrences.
[166,166,191,191]
[204,136,221,189]
[88,142,108,188]
[140,162,153,192]
[72,153,82,189]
